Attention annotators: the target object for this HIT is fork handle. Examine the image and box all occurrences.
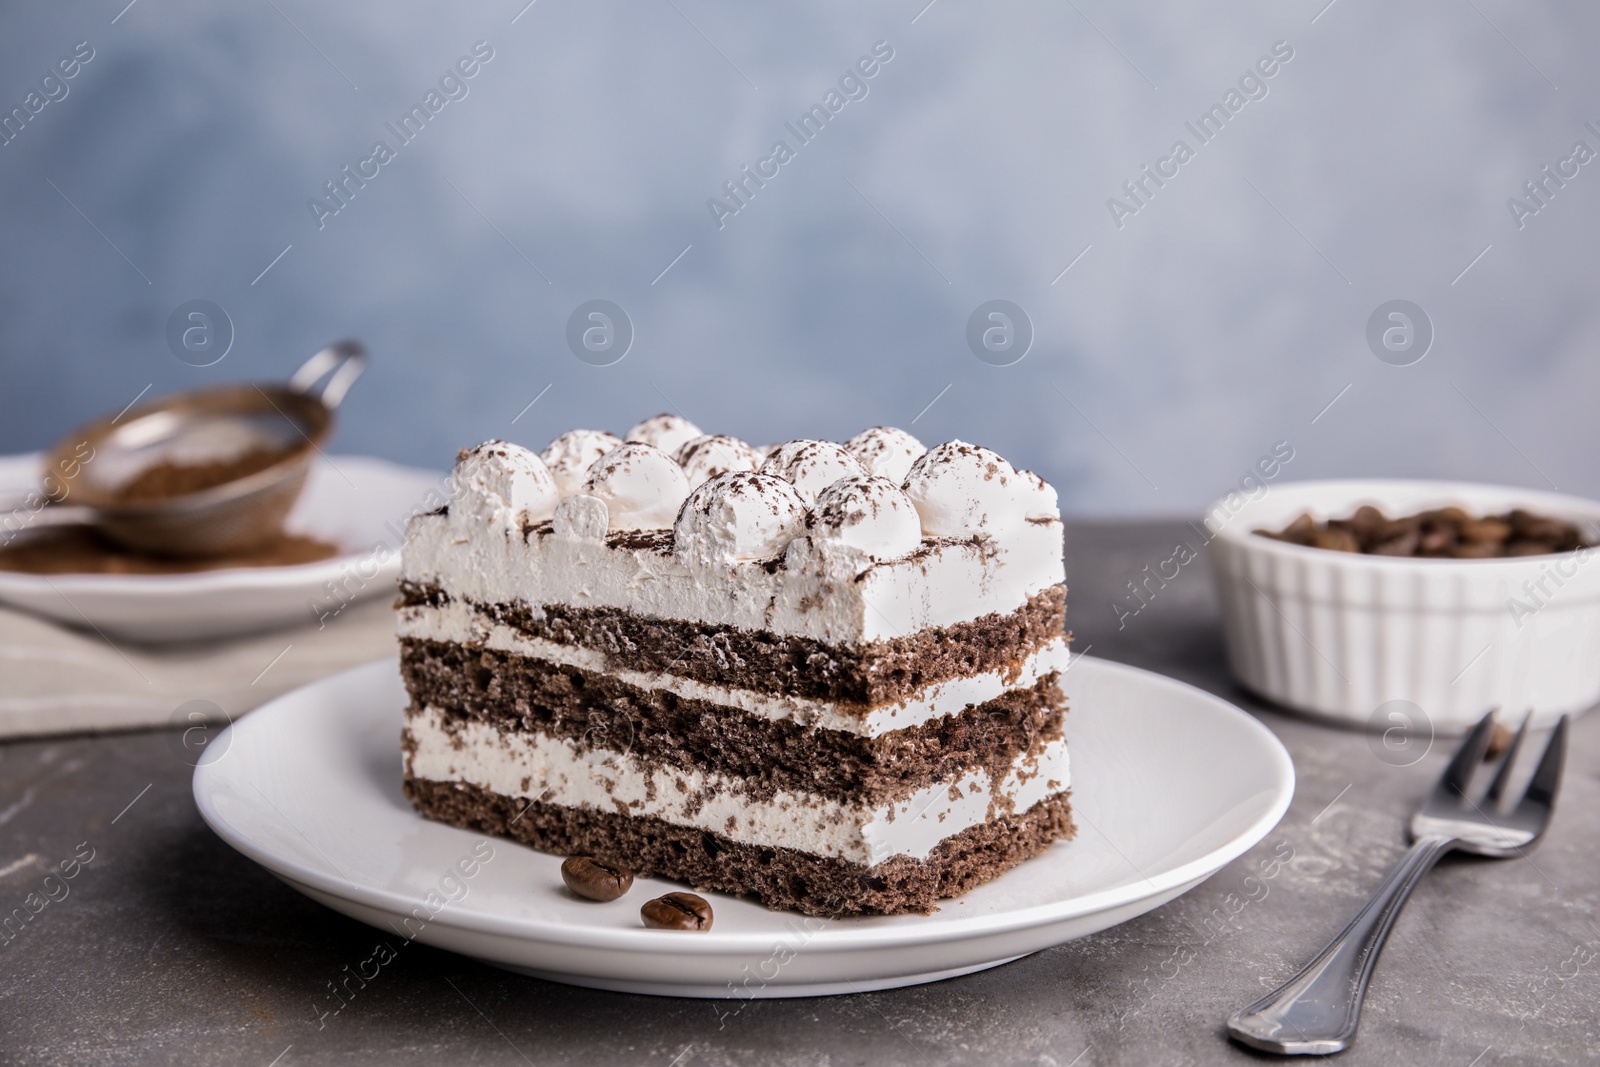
[1226,834,1456,1055]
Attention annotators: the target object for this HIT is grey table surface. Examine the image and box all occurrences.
[1,520,1596,1067]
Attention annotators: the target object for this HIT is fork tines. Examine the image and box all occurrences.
[1484,712,1534,806]
[1445,709,1569,814]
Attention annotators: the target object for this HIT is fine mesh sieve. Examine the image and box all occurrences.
[27,341,367,558]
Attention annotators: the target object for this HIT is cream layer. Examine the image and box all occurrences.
[401,510,1065,645]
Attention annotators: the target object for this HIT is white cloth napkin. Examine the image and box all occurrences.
[0,596,397,739]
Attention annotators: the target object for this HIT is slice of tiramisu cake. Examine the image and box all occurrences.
[398,416,1073,916]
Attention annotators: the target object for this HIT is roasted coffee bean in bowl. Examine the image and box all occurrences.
[640,892,713,931]
[560,856,633,902]
[1205,479,1600,730]
[1259,505,1592,558]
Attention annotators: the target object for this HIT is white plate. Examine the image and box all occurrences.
[0,454,444,641]
[193,654,1295,998]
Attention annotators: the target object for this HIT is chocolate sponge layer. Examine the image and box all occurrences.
[398,582,1066,707]
[404,776,1076,917]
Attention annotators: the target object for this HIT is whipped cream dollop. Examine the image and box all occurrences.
[552,493,609,542]
[582,443,691,530]
[845,426,926,485]
[1016,468,1061,522]
[674,471,808,565]
[540,429,623,497]
[809,475,922,561]
[676,434,761,488]
[625,413,703,458]
[901,440,1032,537]
[760,440,866,505]
[451,441,559,531]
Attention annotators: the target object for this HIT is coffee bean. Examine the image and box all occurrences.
[1282,512,1317,543]
[1509,510,1549,537]
[1419,526,1456,553]
[1349,505,1386,536]
[1484,720,1515,761]
[1514,514,1579,547]
[640,891,713,931]
[1505,541,1557,557]
[1460,518,1512,544]
[561,856,634,902]
[1310,528,1360,553]
[1372,529,1421,556]
[1379,515,1422,538]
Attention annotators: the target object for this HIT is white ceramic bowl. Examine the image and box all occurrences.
[1205,479,1600,731]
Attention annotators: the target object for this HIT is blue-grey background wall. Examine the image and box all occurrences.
[2,0,1597,514]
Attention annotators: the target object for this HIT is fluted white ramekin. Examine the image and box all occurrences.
[1205,479,1600,731]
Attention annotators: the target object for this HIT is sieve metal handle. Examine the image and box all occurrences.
[0,502,95,546]
[288,340,367,410]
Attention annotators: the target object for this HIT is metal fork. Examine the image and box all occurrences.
[1226,710,1570,1056]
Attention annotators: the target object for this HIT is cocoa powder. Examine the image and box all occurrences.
[0,528,338,574]
[112,445,297,504]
